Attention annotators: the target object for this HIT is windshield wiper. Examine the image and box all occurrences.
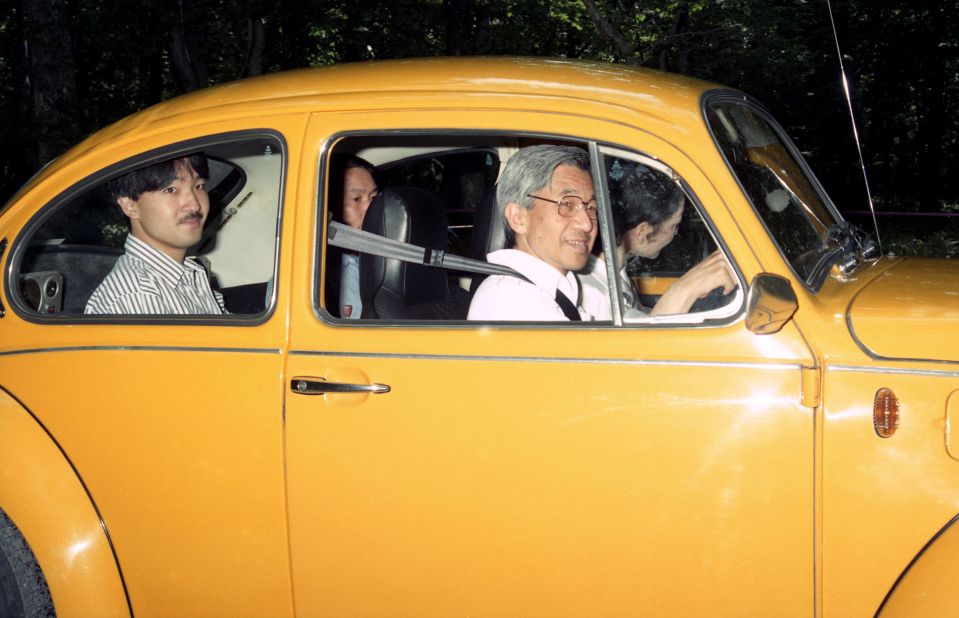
[827,221,879,273]
[803,221,879,287]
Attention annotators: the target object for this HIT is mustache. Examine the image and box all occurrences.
[178,211,203,224]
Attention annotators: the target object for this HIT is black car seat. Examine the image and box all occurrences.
[467,187,507,295]
[359,187,470,320]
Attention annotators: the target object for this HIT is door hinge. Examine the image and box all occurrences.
[801,365,821,409]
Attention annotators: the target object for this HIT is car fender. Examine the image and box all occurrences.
[876,513,959,617]
[0,387,130,617]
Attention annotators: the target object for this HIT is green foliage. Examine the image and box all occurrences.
[863,216,959,259]
[2,0,957,257]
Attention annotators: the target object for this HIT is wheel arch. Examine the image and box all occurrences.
[0,386,131,617]
[876,512,959,617]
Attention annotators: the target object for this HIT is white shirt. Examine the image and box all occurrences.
[85,235,226,315]
[578,254,647,321]
[339,253,362,319]
[468,249,595,321]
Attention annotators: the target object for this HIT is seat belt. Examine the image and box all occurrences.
[329,220,584,321]
[328,220,524,280]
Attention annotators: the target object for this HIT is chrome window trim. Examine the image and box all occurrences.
[0,345,282,357]
[828,364,959,379]
[290,348,802,370]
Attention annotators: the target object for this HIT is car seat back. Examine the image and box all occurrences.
[360,187,469,320]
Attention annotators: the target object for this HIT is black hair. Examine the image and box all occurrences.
[107,153,209,203]
[612,167,684,241]
[328,153,377,220]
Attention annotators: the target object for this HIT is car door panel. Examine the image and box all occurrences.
[285,109,817,616]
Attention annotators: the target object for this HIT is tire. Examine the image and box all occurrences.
[0,509,55,618]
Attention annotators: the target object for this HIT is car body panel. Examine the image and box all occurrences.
[0,348,293,617]
[285,347,814,616]
[847,258,959,362]
[768,257,959,615]
[821,366,959,616]
[0,388,129,617]
[878,515,959,617]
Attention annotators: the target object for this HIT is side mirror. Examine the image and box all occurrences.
[745,273,797,334]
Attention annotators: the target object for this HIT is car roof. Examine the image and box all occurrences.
[12,57,726,203]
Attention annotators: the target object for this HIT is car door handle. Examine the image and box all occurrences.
[290,377,391,395]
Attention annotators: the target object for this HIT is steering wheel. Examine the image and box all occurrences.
[689,285,738,313]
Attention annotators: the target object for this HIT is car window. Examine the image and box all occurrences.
[12,134,284,318]
[318,134,741,326]
[705,97,841,287]
[597,146,743,324]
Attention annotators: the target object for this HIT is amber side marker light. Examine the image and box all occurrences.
[874,388,900,438]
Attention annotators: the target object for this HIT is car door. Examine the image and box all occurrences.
[284,108,818,616]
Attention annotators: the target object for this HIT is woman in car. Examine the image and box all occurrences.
[579,169,736,319]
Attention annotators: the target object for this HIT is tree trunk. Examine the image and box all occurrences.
[244,15,267,77]
[444,0,473,56]
[20,0,79,167]
[658,2,690,73]
[582,0,637,64]
[277,0,311,70]
[166,0,209,93]
[915,4,946,212]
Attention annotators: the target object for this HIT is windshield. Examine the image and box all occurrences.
[705,96,849,287]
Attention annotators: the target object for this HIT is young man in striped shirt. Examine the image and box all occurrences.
[84,154,226,315]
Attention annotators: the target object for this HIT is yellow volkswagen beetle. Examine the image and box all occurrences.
[1,57,957,617]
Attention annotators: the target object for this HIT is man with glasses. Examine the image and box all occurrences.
[468,144,599,321]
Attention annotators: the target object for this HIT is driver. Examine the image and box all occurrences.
[579,169,736,319]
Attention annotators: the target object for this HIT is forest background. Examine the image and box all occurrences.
[1,0,957,256]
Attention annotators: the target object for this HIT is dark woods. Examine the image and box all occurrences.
[3,0,958,254]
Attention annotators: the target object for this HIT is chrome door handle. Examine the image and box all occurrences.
[290,377,391,395]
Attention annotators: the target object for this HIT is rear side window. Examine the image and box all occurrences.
[11,133,284,319]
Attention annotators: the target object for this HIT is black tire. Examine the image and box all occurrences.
[0,509,55,618]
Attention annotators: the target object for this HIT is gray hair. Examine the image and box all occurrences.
[497,145,591,247]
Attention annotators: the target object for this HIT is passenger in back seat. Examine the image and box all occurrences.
[85,154,226,315]
[325,154,378,319]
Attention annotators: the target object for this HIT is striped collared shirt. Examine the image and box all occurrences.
[84,235,226,315]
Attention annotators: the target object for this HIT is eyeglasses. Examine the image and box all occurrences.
[526,194,598,220]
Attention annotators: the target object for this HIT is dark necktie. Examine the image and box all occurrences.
[554,290,582,321]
